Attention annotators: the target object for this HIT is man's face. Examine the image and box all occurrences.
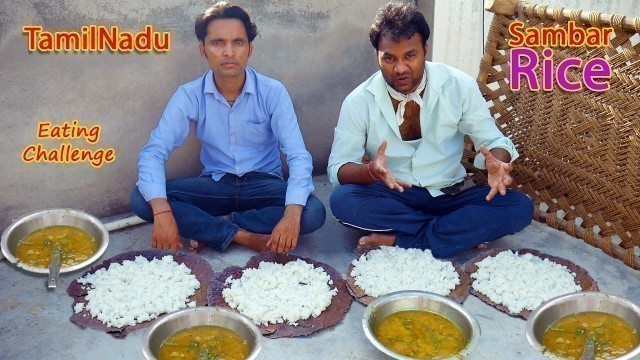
[377,33,428,94]
[199,18,252,79]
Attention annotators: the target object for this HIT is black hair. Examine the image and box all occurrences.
[195,1,258,44]
[369,2,430,50]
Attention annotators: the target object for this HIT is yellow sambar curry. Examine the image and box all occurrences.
[15,225,97,267]
[542,311,639,360]
[158,325,249,360]
[374,310,466,359]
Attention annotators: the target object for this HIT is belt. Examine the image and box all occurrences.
[440,178,478,195]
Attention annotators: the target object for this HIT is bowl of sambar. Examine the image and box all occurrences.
[362,290,480,359]
[526,292,640,360]
[1,208,109,274]
[142,306,263,360]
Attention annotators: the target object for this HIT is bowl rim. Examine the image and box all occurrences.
[525,291,640,360]
[141,306,263,360]
[1,208,110,274]
[362,290,480,360]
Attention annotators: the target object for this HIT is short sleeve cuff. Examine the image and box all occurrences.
[327,162,349,187]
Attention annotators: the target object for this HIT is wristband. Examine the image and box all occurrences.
[367,161,378,181]
[153,209,173,217]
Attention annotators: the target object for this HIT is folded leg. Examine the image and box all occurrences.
[130,176,238,250]
[330,182,533,257]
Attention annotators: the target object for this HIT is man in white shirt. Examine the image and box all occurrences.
[327,2,533,257]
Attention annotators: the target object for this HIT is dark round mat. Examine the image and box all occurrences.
[67,249,214,338]
[464,248,599,319]
[346,247,471,305]
[208,252,352,338]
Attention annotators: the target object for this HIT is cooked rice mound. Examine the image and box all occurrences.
[351,246,460,297]
[76,255,200,328]
[222,259,338,326]
[471,251,581,313]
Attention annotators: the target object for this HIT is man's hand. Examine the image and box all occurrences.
[369,140,413,192]
[267,204,303,253]
[149,198,182,251]
[480,146,513,201]
[152,213,182,251]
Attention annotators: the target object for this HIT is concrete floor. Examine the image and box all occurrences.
[2,175,639,360]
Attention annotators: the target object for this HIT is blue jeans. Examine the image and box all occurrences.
[330,182,533,258]
[130,172,326,250]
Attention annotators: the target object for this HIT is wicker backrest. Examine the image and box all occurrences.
[468,2,640,269]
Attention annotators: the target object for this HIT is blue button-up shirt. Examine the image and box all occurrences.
[137,67,314,206]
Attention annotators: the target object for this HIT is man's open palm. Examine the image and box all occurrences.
[370,140,412,192]
[480,146,513,201]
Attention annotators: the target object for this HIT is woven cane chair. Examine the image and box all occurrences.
[463,1,640,269]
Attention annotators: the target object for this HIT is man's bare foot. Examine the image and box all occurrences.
[232,229,271,252]
[476,242,488,249]
[357,233,397,248]
[189,239,207,253]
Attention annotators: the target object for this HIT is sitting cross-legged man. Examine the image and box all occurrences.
[130,2,326,254]
[327,2,533,258]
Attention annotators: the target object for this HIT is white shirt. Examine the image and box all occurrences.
[327,62,518,196]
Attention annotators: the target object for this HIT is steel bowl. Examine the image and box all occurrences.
[526,292,640,360]
[1,208,109,274]
[363,290,480,359]
[142,306,263,360]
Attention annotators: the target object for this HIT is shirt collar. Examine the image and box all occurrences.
[204,67,257,100]
[366,62,445,139]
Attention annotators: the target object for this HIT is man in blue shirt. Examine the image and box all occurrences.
[131,2,325,253]
[327,2,533,257]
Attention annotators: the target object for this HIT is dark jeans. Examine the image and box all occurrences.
[330,182,533,258]
[130,172,326,250]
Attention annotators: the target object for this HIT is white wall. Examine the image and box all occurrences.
[431,0,485,76]
[431,0,640,77]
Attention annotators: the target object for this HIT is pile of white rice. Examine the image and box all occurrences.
[222,259,337,326]
[471,250,582,314]
[350,246,460,297]
[74,255,200,328]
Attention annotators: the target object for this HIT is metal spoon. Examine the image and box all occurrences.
[580,336,596,360]
[47,247,61,289]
